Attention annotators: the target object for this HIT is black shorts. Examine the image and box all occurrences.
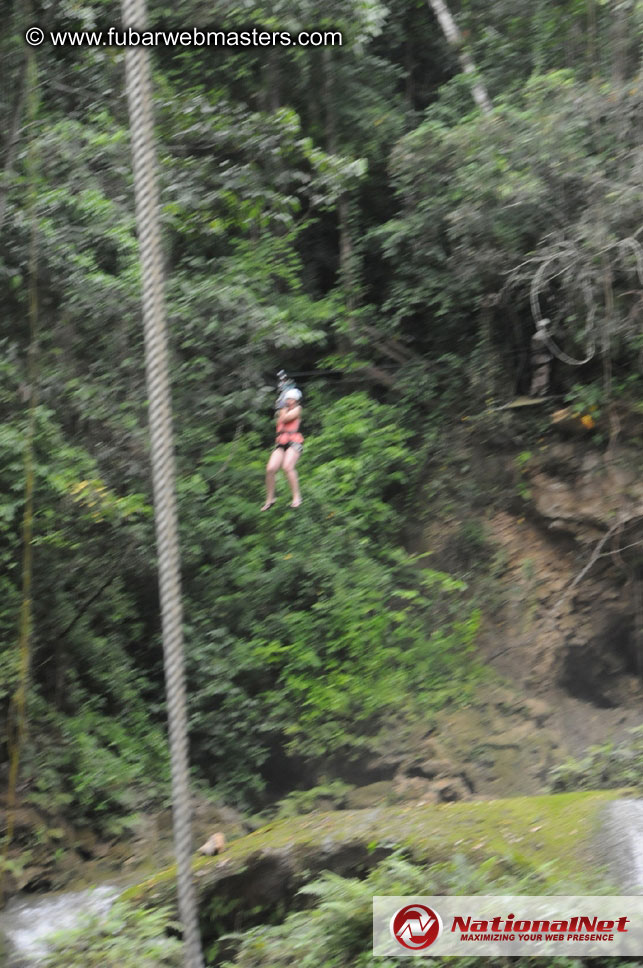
[274,441,303,453]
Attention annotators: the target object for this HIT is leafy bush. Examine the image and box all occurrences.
[183,394,482,803]
[222,852,601,968]
[270,780,353,819]
[549,726,643,793]
[24,701,169,836]
[378,70,643,396]
[42,899,182,968]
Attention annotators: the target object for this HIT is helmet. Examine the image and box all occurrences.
[284,387,302,402]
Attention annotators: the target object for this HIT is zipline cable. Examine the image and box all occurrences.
[121,2,204,965]
[279,346,539,380]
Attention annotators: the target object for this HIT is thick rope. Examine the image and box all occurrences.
[120,3,204,965]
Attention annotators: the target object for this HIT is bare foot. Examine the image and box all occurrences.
[289,499,302,508]
[261,501,275,511]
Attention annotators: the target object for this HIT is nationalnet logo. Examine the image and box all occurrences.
[390,904,443,950]
[450,911,629,941]
[374,896,643,957]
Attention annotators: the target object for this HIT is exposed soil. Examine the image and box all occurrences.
[410,435,643,798]
[480,507,643,751]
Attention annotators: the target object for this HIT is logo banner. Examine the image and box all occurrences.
[373,896,643,957]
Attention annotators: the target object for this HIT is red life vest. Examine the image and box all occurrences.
[276,412,304,446]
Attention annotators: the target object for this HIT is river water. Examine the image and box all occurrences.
[0,884,119,966]
[604,798,643,892]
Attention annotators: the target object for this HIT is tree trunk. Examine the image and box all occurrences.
[427,0,492,115]
[323,49,358,316]
[262,49,280,113]
[610,0,627,85]
[0,58,28,233]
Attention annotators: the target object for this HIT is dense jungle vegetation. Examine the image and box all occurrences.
[2,0,643,961]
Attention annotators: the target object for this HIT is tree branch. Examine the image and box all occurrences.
[553,520,622,612]
[427,0,493,115]
[553,514,643,612]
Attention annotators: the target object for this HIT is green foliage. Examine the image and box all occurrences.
[377,69,643,397]
[23,700,170,836]
[515,450,532,469]
[0,367,164,829]
[271,779,353,818]
[222,851,596,968]
[3,0,643,845]
[42,899,182,968]
[38,835,633,968]
[549,726,643,793]
[0,376,24,703]
[460,0,643,94]
[184,393,482,801]
[565,382,604,417]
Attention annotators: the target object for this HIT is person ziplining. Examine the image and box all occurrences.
[261,380,304,510]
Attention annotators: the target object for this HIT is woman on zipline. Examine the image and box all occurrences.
[261,388,303,510]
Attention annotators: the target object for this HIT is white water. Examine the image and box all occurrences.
[0,885,119,966]
[605,799,643,891]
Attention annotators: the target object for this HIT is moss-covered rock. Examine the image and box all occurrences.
[122,789,622,915]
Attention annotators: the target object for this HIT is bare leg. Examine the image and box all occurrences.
[262,449,283,509]
[282,447,302,507]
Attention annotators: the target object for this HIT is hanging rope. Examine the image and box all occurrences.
[529,234,643,370]
[2,43,39,906]
[120,3,203,965]
[529,256,596,366]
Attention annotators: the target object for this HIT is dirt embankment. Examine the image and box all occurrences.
[489,439,643,715]
[412,433,643,798]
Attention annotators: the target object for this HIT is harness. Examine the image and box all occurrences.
[276,415,304,446]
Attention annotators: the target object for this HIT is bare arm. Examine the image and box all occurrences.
[279,404,302,422]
